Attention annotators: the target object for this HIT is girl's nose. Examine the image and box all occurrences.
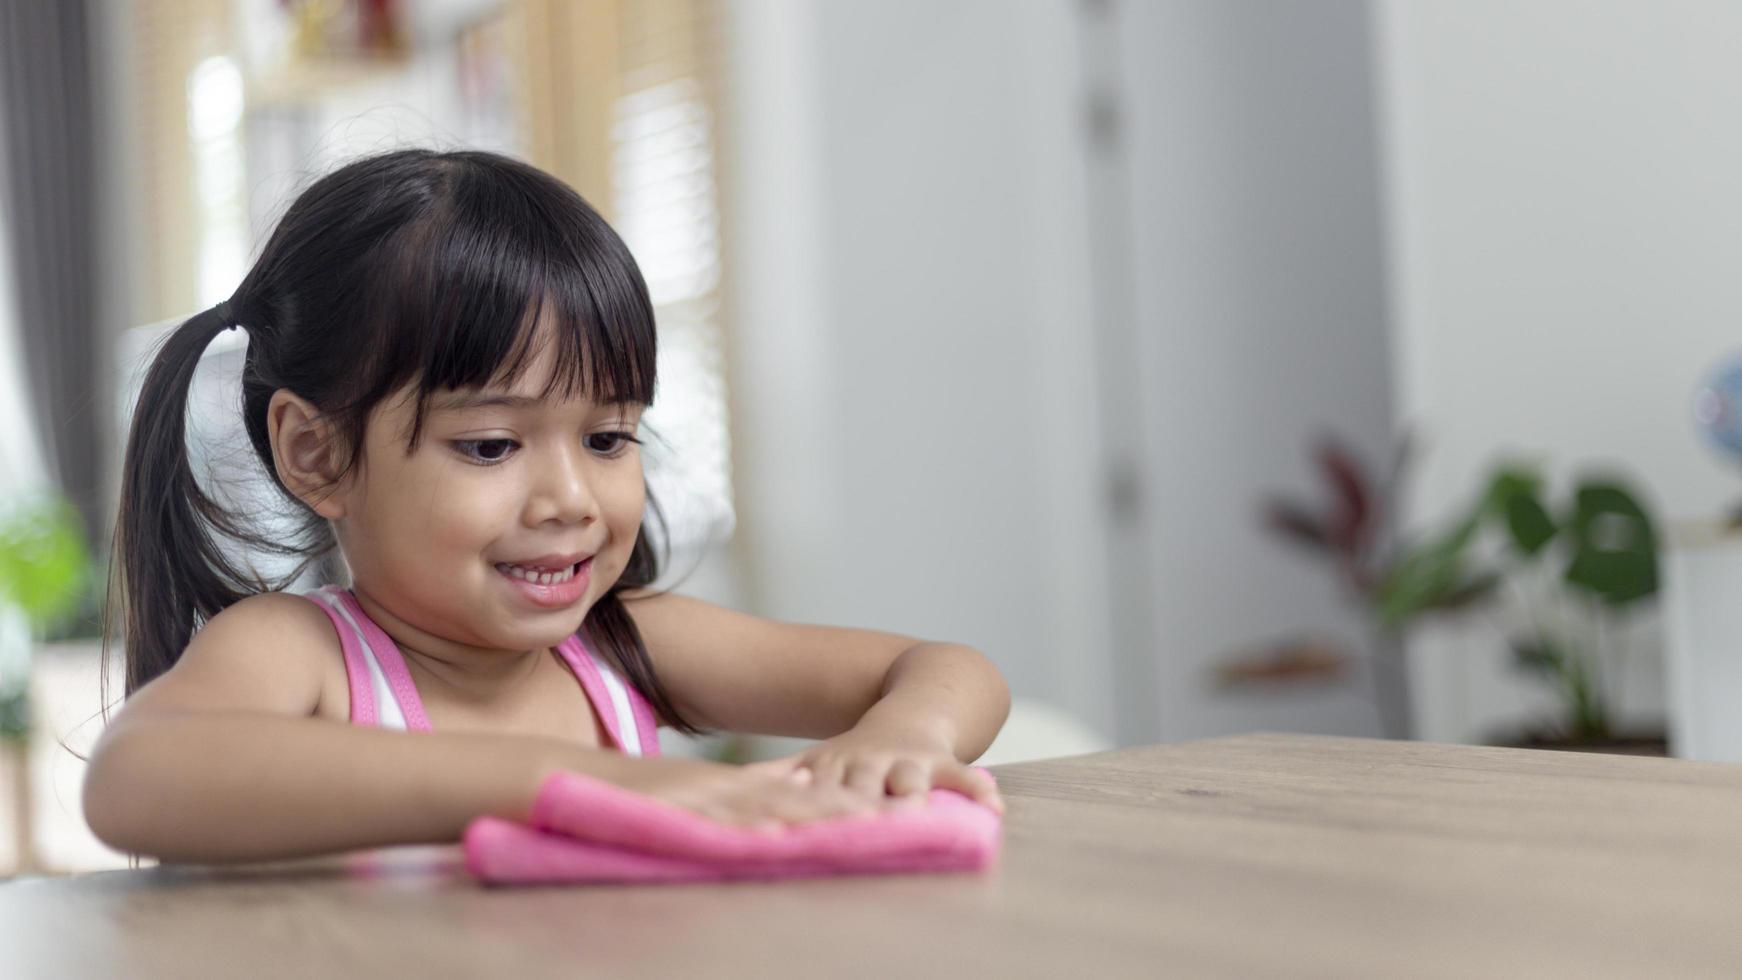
[526,447,599,527]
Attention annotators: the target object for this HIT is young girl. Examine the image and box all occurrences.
[82,148,1009,865]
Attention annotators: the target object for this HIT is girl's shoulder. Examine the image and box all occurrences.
[252,590,353,723]
[117,590,348,724]
[209,590,345,655]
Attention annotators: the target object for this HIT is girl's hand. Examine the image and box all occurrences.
[770,724,1005,814]
[601,754,903,832]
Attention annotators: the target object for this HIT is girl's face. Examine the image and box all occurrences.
[332,336,647,659]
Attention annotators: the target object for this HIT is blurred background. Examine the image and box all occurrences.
[7,0,1742,874]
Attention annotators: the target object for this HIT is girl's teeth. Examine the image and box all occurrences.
[498,562,575,584]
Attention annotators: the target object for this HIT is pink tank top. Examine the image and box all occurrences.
[300,585,661,757]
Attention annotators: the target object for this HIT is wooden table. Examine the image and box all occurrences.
[4,733,1741,978]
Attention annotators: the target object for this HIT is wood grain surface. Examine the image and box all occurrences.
[4,733,1741,978]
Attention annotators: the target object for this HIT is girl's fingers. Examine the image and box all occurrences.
[844,759,889,798]
[886,759,930,798]
[931,765,1004,812]
[746,756,820,789]
[811,756,848,789]
[738,756,1005,827]
[744,756,804,778]
[799,783,877,821]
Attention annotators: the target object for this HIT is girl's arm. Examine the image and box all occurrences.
[84,593,878,864]
[624,592,1011,804]
[84,709,620,863]
[81,593,635,863]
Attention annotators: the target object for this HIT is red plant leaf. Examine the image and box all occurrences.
[1264,500,1332,552]
[1315,437,1372,554]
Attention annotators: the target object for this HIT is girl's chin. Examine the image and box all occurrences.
[493,600,594,639]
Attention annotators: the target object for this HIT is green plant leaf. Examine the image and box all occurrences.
[0,496,89,629]
[1489,470,1557,556]
[1505,493,1557,555]
[1469,466,1555,554]
[1374,511,1484,627]
[1562,481,1658,606]
[1510,637,1565,674]
[0,686,29,742]
[1424,571,1501,612]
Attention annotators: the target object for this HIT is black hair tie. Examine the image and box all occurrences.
[213,299,238,331]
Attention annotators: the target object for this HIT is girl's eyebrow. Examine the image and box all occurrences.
[430,392,541,411]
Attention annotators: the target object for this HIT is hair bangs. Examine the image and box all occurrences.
[361,155,658,448]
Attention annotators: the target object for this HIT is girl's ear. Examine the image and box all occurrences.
[267,388,350,519]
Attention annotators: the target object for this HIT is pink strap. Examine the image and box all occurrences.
[630,690,660,757]
[300,586,431,732]
[300,586,377,727]
[554,633,662,756]
[332,589,432,732]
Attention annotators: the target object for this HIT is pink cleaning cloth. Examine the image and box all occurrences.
[463,767,1002,886]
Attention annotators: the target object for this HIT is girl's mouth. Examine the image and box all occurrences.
[494,558,592,608]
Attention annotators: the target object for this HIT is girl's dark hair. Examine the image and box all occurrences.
[106,148,706,736]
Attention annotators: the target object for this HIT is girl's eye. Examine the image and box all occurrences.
[586,431,642,457]
[453,438,518,465]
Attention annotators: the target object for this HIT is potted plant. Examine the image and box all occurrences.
[1265,435,1662,750]
[1262,434,1497,739]
[1450,468,1663,752]
[0,493,89,875]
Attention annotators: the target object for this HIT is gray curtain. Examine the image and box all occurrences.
[0,0,104,539]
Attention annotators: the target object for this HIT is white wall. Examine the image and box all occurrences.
[720,0,1118,740]
[1112,0,1396,741]
[1373,0,1742,742]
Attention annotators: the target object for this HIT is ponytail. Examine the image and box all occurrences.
[105,298,322,700]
